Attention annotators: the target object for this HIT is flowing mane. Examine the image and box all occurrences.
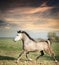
[17,30,36,42]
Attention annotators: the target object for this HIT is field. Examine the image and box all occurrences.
[0,38,59,65]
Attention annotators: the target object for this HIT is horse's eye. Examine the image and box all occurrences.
[17,35,19,36]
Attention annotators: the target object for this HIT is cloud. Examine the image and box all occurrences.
[3,15,59,31]
[0,0,59,11]
[21,20,59,31]
[0,0,59,32]
[0,0,59,38]
[4,26,10,29]
[5,5,53,15]
[0,19,18,30]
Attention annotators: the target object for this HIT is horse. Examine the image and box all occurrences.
[14,30,57,62]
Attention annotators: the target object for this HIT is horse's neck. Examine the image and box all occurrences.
[23,34,31,43]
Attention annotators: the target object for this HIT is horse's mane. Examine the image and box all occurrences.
[17,30,36,42]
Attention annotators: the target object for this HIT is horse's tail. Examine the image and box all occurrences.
[46,40,51,46]
[46,39,51,46]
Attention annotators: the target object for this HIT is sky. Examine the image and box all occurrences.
[0,0,59,39]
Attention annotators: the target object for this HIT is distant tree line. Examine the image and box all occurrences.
[48,32,59,42]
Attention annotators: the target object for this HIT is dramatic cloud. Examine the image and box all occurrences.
[0,0,59,37]
[2,15,59,31]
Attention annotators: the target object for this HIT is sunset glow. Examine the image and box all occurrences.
[0,0,59,38]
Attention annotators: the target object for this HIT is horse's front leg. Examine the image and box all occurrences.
[16,50,24,63]
[26,52,32,61]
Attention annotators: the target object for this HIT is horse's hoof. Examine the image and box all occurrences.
[55,60,58,63]
[29,58,32,61]
[15,60,19,63]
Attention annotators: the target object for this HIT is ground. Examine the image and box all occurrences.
[0,38,59,65]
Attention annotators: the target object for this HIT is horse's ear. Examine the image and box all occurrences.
[17,30,22,33]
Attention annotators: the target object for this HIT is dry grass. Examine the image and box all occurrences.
[0,60,59,65]
[0,38,59,65]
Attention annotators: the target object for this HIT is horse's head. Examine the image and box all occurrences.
[14,30,23,41]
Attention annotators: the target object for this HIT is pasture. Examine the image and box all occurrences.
[0,38,59,65]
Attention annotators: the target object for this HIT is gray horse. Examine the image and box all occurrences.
[14,30,57,62]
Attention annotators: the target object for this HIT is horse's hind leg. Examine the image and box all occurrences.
[50,49,57,62]
[26,52,32,61]
[45,48,57,62]
[36,50,44,60]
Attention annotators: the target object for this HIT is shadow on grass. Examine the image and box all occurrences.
[0,55,59,61]
[43,55,59,61]
[55,55,59,61]
[0,55,16,60]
